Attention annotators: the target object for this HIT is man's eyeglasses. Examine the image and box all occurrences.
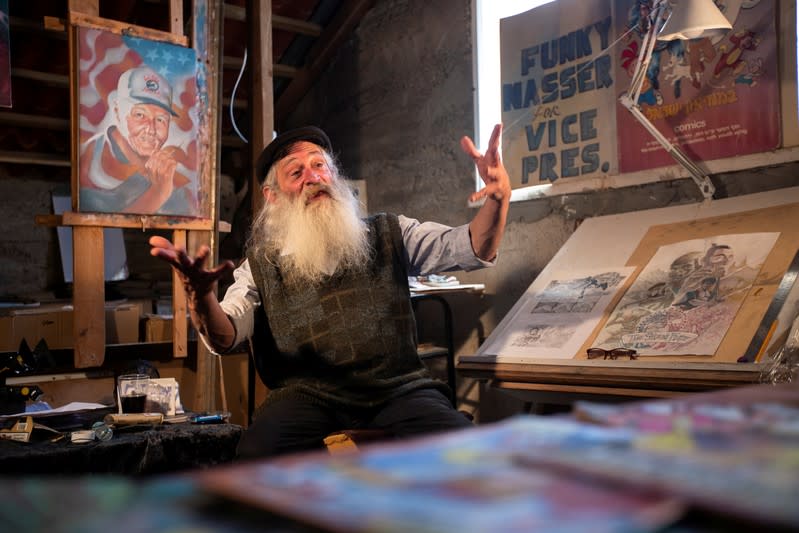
[586,347,638,360]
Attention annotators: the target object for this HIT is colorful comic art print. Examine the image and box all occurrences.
[615,0,780,173]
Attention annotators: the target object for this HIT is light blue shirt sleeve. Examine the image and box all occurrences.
[398,214,495,276]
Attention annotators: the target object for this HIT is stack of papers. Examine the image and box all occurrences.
[408,276,485,293]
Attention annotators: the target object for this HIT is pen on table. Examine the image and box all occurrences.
[754,320,778,363]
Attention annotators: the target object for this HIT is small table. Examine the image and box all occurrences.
[0,422,243,476]
[411,284,485,404]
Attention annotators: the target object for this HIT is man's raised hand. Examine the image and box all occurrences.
[148,236,234,301]
[460,123,511,205]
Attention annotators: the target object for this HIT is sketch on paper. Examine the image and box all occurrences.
[531,272,628,314]
[77,26,201,217]
[510,323,577,350]
[481,268,635,360]
[593,232,780,356]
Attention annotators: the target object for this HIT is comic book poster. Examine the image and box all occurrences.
[614,0,779,173]
[76,26,202,217]
[499,0,619,188]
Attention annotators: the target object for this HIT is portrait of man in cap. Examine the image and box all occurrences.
[77,27,201,217]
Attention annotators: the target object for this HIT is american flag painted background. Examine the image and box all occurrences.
[78,26,200,201]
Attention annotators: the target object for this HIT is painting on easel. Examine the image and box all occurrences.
[75,24,202,217]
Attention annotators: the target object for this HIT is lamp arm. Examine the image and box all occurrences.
[620,0,715,201]
[629,0,667,102]
[620,96,715,200]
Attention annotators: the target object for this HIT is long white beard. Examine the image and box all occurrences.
[249,178,370,284]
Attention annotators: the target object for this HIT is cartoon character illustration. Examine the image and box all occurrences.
[734,57,763,86]
[620,40,662,107]
[663,52,696,99]
[714,29,761,78]
[686,37,717,89]
[626,0,686,100]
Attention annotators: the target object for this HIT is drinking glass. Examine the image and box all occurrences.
[118,374,150,413]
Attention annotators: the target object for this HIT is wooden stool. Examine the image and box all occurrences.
[323,429,391,455]
[323,411,473,454]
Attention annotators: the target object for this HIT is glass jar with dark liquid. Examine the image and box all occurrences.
[120,393,147,413]
[117,373,150,413]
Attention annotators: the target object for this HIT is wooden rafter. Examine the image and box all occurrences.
[275,0,375,125]
[224,4,322,37]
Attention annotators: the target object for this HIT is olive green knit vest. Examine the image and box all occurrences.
[247,213,447,408]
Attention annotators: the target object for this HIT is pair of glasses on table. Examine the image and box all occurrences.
[586,347,638,360]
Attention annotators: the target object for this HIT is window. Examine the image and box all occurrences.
[473,0,556,197]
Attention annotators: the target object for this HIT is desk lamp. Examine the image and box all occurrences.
[618,0,732,200]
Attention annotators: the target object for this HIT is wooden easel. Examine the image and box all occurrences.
[61,0,222,378]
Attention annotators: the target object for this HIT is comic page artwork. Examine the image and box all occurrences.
[481,268,635,360]
[199,416,685,533]
[593,232,779,356]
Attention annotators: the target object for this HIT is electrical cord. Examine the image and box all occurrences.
[230,47,249,144]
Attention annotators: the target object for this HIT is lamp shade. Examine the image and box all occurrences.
[658,0,732,41]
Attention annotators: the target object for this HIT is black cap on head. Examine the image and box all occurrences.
[256,126,332,184]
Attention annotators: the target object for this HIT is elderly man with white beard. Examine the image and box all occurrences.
[149,124,511,458]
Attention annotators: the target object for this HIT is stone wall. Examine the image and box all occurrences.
[284,0,799,418]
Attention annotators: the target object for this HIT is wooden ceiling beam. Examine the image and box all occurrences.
[271,14,322,37]
[9,16,68,36]
[275,0,374,124]
[222,96,247,110]
[0,151,70,167]
[223,55,297,78]
[0,112,69,130]
[224,4,321,37]
[11,68,69,87]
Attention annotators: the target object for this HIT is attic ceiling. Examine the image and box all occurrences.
[0,0,372,180]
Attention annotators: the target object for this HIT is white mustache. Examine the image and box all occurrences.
[301,182,334,204]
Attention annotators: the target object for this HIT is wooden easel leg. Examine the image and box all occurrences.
[73,225,105,368]
[172,229,188,358]
[189,229,218,412]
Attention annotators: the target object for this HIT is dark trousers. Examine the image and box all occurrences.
[236,388,472,459]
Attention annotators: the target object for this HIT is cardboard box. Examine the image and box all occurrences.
[0,303,72,352]
[141,313,194,343]
[143,313,174,343]
[0,301,140,351]
[106,303,141,344]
